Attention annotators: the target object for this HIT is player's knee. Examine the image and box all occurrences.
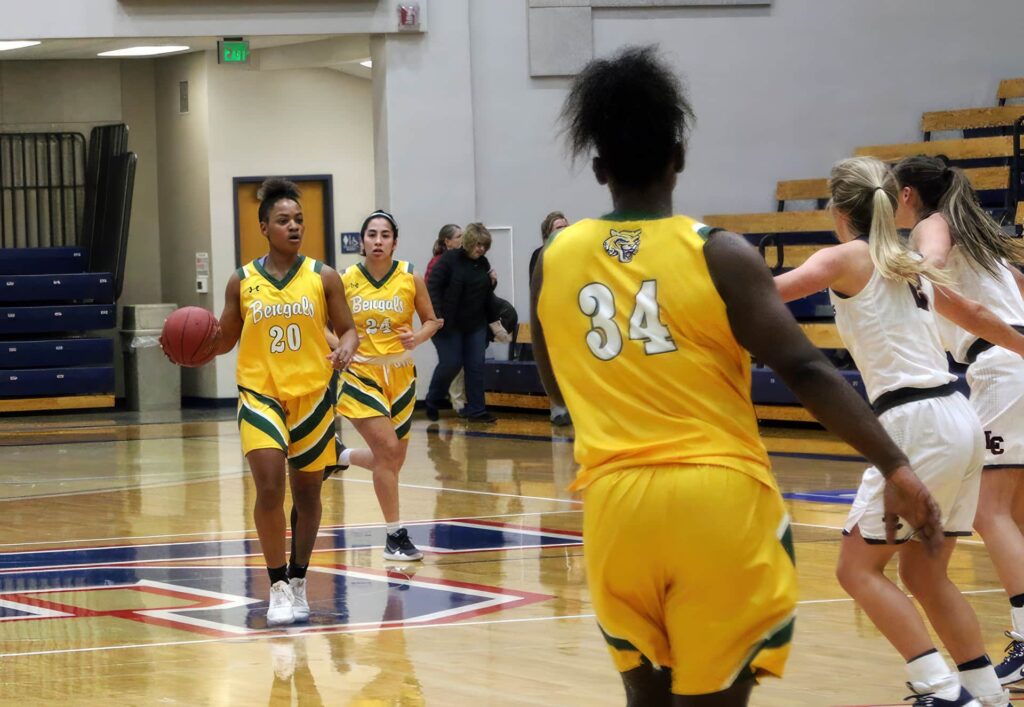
[376,438,405,470]
[254,484,286,510]
[834,558,862,595]
[972,503,1006,536]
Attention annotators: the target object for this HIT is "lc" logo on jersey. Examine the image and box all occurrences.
[985,431,1005,455]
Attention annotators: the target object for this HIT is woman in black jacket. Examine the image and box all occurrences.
[426,222,497,422]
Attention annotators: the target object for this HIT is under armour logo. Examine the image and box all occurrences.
[248,285,261,293]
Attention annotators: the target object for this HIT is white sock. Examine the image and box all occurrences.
[339,448,352,466]
[1012,605,1024,638]
[386,522,401,536]
[959,662,1002,701]
[907,651,959,700]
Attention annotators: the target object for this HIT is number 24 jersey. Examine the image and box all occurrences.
[537,214,771,490]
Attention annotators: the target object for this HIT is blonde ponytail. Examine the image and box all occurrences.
[830,157,951,287]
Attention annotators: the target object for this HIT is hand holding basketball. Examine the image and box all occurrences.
[160,306,221,367]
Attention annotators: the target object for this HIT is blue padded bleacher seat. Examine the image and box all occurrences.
[0,273,114,303]
[0,248,86,276]
[751,366,969,406]
[484,360,546,396]
[0,338,113,368]
[0,304,116,335]
[0,367,114,398]
[752,365,865,405]
[786,289,832,320]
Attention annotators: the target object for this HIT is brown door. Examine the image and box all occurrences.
[234,177,333,267]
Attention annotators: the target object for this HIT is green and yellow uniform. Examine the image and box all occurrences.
[236,255,337,471]
[537,214,796,695]
[336,260,417,440]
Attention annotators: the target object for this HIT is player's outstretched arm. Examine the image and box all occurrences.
[705,230,943,549]
[529,249,565,410]
[321,266,358,369]
[932,284,1024,357]
[210,273,243,356]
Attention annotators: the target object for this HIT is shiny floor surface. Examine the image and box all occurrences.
[0,408,1020,706]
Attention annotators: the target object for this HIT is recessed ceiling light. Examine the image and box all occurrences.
[98,45,190,58]
[360,59,372,68]
[0,41,41,52]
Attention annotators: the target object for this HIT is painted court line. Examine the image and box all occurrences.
[0,470,247,503]
[0,510,583,549]
[0,587,1010,659]
[337,475,582,505]
[0,611,599,659]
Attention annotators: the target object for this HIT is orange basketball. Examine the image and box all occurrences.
[161,306,219,367]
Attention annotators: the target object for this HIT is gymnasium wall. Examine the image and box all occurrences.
[154,51,215,397]
[0,59,162,306]
[462,0,1024,316]
[204,62,375,398]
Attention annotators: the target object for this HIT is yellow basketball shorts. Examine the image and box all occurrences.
[237,382,337,472]
[336,360,416,440]
[583,464,797,696]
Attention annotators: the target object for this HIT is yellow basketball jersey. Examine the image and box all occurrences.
[537,214,772,490]
[236,255,333,400]
[342,260,416,360]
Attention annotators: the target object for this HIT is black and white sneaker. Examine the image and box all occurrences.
[323,435,349,480]
[996,630,1024,686]
[903,682,980,706]
[383,528,423,561]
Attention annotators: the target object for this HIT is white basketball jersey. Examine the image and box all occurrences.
[934,247,1024,363]
[831,269,955,404]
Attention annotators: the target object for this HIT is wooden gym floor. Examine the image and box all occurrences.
[0,409,1020,706]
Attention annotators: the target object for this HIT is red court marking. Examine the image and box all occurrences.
[443,517,583,537]
[1,583,238,637]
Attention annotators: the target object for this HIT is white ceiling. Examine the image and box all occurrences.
[0,34,372,79]
[0,35,330,60]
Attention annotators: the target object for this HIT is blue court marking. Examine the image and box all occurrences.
[0,565,548,637]
[0,521,583,572]
[783,489,857,505]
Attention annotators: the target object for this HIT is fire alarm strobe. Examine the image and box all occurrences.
[398,3,420,29]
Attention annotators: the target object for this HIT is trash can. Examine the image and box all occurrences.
[121,304,180,411]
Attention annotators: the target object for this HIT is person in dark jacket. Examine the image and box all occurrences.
[528,211,569,284]
[529,211,572,426]
[426,222,498,422]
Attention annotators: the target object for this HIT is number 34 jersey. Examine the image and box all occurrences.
[236,255,333,400]
[341,260,416,361]
[537,215,771,490]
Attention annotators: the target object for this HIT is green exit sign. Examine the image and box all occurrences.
[218,39,249,64]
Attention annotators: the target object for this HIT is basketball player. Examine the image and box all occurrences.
[776,157,1024,706]
[532,47,944,707]
[893,155,1024,687]
[202,178,359,627]
[326,210,442,561]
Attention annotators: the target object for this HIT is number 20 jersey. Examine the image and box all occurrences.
[537,215,771,490]
[236,255,333,400]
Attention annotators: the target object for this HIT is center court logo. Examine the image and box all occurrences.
[350,295,406,314]
[603,229,641,263]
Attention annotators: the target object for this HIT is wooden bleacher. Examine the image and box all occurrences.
[702,210,833,235]
[997,77,1024,105]
[921,105,1024,137]
[776,166,1009,208]
[854,135,1013,162]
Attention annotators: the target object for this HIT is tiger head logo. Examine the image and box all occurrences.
[603,229,641,263]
